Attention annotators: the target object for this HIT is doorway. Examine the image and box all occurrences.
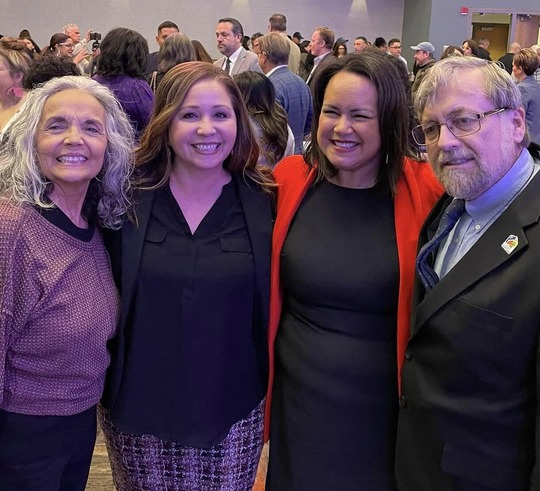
[471,9,540,59]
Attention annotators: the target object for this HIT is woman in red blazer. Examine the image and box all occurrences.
[265,52,443,490]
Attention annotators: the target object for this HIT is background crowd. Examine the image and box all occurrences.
[0,11,539,491]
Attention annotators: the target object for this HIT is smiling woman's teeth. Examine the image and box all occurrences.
[57,156,86,163]
[194,144,219,151]
[334,141,357,148]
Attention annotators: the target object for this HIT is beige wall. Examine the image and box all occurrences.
[0,0,405,59]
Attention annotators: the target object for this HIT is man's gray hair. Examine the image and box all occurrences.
[269,13,287,32]
[0,76,134,229]
[62,23,78,34]
[259,32,290,66]
[414,57,527,146]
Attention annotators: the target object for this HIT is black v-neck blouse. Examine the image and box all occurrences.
[110,179,265,447]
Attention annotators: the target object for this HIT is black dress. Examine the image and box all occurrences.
[268,179,399,491]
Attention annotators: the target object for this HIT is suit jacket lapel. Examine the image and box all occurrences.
[234,174,272,377]
[234,173,272,307]
[413,172,540,333]
[232,47,246,76]
[121,189,155,323]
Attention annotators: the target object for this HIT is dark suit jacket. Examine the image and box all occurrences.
[213,47,262,75]
[102,173,273,416]
[396,164,540,491]
[268,66,313,153]
[306,52,336,91]
[498,52,514,74]
[477,46,491,60]
[146,51,158,78]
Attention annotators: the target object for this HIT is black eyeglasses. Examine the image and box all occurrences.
[412,108,507,145]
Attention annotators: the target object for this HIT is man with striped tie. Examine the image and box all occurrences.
[213,17,261,76]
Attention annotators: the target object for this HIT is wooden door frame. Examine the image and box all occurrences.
[468,8,540,50]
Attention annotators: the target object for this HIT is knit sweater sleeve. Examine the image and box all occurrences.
[0,203,37,404]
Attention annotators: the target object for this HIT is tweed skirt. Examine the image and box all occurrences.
[99,400,264,491]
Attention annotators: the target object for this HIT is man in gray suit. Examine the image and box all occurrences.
[258,33,312,153]
[268,13,301,75]
[214,17,261,75]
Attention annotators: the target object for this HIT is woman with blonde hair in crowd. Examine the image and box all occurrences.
[100,61,274,490]
[0,37,33,145]
[0,75,134,490]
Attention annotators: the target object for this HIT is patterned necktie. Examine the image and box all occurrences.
[416,198,466,292]
[224,57,231,74]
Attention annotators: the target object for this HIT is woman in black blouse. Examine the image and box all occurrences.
[100,61,274,490]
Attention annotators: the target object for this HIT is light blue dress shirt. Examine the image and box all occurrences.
[435,148,540,278]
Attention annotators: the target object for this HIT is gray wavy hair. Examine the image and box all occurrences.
[414,56,523,116]
[0,76,134,229]
[414,57,528,147]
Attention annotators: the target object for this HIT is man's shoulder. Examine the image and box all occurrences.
[283,34,300,51]
[523,76,540,90]
[244,49,259,65]
[420,58,436,70]
[145,51,159,75]
[269,67,303,83]
[320,52,335,63]
[243,48,258,61]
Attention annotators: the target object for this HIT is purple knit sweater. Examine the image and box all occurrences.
[0,200,119,416]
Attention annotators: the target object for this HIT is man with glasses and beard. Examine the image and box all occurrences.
[397,56,540,490]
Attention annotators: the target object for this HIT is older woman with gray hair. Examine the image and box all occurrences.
[0,75,134,490]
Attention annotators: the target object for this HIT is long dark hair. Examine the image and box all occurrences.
[42,33,70,56]
[191,40,213,63]
[462,39,480,57]
[234,71,289,167]
[306,52,411,194]
[96,27,148,78]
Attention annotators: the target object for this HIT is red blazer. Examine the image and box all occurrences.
[264,155,443,440]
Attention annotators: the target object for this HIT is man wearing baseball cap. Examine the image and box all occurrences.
[411,41,436,97]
